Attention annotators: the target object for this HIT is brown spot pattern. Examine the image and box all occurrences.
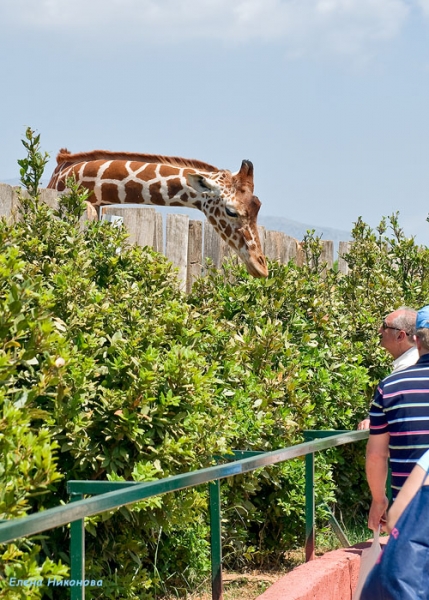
[242,229,252,242]
[101,183,120,203]
[102,161,128,180]
[83,180,96,194]
[136,163,157,181]
[159,165,180,178]
[167,178,183,199]
[124,180,144,203]
[149,181,166,205]
[82,160,106,178]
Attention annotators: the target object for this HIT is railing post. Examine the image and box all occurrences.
[305,452,315,561]
[209,480,223,600]
[70,493,85,600]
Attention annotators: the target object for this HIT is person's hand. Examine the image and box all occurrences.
[358,419,370,431]
[368,497,388,532]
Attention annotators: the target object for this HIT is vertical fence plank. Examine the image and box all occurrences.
[101,206,157,249]
[165,213,189,290]
[40,188,61,210]
[40,188,98,225]
[320,240,334,272]
[1,186,97,226]
[203,222,223,271]
[296,239,334,273]
[154,211,163,253]
[283,234,298,264]
[187,220,203,293]
[277,232,290,264]
[296,241,305,267]
[265,230,292,264]
[0,183,17,220]
[338,241,352,275]
[264,230,280,262]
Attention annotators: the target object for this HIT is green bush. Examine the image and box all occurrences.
[2,128,429,597]
[0,238,69,598]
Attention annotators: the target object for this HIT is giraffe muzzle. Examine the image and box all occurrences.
[244,253,269,278]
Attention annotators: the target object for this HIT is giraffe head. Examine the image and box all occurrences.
[186,160,268,278]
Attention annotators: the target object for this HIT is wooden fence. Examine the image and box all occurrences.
[0,183,352,292]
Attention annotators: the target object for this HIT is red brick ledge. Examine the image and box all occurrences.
[255,539,388,600]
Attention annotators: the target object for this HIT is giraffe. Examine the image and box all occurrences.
[47,149,268,277]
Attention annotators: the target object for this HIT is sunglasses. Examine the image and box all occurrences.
[382,320,411,336]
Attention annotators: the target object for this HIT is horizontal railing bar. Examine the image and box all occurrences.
[68,452,267,495]
[0,430,368,544]
[231,450,266,459]
[68,481,138,495]
[304,430,350,439]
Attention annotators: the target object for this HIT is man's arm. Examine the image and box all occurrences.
[387,464,429,532]
[366,432,389,530]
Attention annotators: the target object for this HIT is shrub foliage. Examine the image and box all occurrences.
[1,128,429,598]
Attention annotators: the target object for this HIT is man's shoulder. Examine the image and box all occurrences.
[381,358,429,387]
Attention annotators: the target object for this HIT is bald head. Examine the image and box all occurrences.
[379,307,417,360]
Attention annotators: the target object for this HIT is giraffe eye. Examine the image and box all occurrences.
[226,207,238,218]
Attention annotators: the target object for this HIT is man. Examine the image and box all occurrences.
[358,307,418,430]
[366,304,429,530]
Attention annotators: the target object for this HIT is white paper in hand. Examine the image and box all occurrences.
[352,528,382,600]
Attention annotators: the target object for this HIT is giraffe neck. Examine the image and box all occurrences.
[51,159,221,212]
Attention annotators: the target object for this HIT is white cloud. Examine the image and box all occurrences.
[0,0,417,60]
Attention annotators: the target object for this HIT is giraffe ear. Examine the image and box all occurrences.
[186,173,217,193]
[236,160,254,192]
[239,160,254,179]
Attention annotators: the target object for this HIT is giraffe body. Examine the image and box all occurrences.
[47,149,268,277]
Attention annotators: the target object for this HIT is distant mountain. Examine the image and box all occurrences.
[258,214,352,249]
[1,179,352,249]
[2,178,21,186]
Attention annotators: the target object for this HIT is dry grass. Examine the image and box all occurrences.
[160,519,368,600]
[163,551,306,600]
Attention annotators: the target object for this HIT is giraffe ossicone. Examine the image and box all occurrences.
[47,149,268,277]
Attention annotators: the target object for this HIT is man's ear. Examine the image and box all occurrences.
[186,173,216,193]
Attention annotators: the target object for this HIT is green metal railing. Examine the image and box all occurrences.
[0,429,368,600]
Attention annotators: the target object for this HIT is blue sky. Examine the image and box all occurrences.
[1,0,429,241]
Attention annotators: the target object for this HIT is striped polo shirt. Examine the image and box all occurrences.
[369,352,429,499]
